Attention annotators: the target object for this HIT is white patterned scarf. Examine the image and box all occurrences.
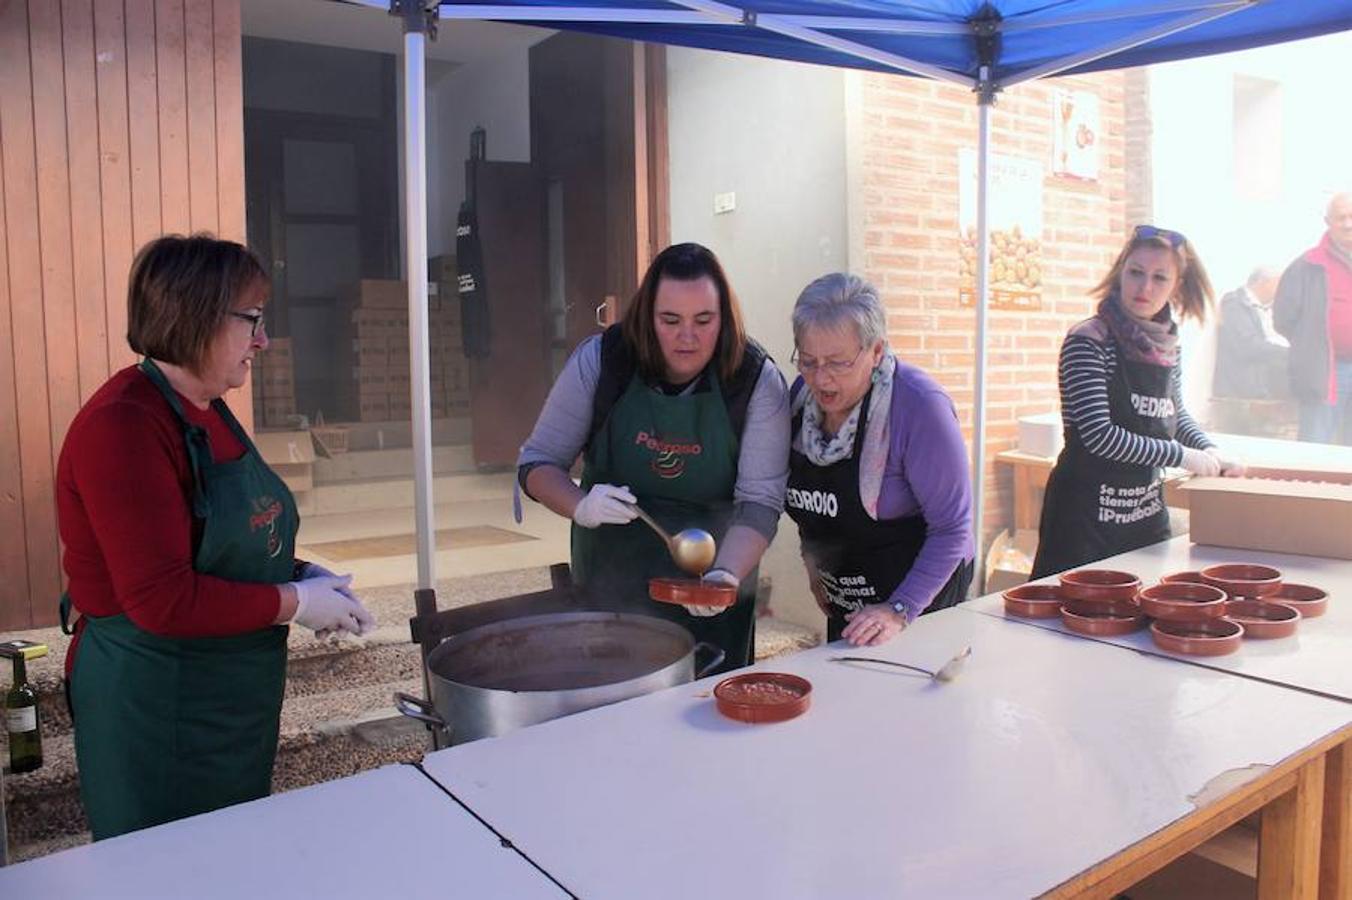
[792,352,896,519]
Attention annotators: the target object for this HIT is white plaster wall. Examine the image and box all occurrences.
[427,48,534,256]
[1148,32,1352,418]
[668,48,849,636]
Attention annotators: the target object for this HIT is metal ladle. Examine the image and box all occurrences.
[831,645,973,683]
[627,503,717,576]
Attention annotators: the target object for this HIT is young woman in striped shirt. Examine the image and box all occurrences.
[1032,226,1246,577]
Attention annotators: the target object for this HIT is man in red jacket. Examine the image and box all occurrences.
[1274,192,1352,444]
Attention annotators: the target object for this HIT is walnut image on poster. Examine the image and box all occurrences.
[958,149,1044,311]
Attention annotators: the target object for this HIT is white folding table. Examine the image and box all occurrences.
[0,763,570,898]
[419,607,1351,899]
[970,536,1352,702]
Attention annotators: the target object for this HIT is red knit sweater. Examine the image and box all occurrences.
[57,366,282,673]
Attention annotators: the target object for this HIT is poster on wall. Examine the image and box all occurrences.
[1051,89,1100,181]
[958,149,1044,311]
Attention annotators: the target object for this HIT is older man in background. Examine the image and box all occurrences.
[1275,193,1352,444]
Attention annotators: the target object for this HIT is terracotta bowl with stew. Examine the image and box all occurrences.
[1199,564,1283,599]
[1002,584,1065,619]
[1267,583,1329,619]
[714,672,812,724]
[1223,600,1301,639]
[1136,582,1228,622]
[1150,618,1244,656]
[649,578,737,609]
[1059,569,1141,603]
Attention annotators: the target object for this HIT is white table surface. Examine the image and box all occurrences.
[0,764,569,899]
[972,536,1352,701]
[420,608,1352,900]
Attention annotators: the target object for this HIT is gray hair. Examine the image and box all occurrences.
[791,273,887,349]
[1246,266,1279,288]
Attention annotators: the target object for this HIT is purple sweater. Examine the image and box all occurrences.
[795,361,974,619]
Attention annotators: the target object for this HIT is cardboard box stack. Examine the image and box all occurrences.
[254,337,296,428]
[344,275,470,423]
[1181,468,1352,560]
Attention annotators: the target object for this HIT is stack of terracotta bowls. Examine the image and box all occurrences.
[1140,574,1242,656]
[1056,570,1146,636]
[1148,563,1312,655]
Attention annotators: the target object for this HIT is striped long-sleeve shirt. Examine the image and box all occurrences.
[1059,333,1214,468]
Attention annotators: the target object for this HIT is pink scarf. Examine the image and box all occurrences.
[1097,293,1178,367]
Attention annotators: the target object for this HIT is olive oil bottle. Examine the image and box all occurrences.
[2,641,45,774]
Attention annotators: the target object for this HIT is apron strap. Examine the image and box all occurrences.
[138,359,214,518]
[59,591,76,635]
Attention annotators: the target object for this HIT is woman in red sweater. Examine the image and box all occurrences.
[57,234,375,840]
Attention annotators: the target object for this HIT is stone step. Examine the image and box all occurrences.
[312,444,476,485]
[308,470,517,515]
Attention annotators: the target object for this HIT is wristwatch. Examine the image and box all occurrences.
[889,599,908,618]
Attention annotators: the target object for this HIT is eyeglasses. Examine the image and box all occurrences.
[1133,225,1186,249]
[229,311,265,338]
[791,346,865,377]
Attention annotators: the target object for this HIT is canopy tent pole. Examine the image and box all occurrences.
[393,0,443,749]
[972,68,993,595]
[398,5,438,596]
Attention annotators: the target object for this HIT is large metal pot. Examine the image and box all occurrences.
[395,611,723,745]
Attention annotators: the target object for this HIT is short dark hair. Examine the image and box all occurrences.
[621,242,746,382]
[126,234,268,373]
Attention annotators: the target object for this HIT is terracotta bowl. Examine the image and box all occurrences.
[1150,618,1244,656]
[649,577,737,608]
[714,672,812,724]
[1161,570,1209,587]
[1002,584,1065,619]
[1268,583,1329,619]
[1200,563,1283,599]
[1224,600,1301,639]
[1136,582,1229,622]
[1060,600,1147,637]
[1059,569,1141,603]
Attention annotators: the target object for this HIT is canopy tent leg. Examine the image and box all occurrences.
[972,88,992,594]
[394,0,444,749]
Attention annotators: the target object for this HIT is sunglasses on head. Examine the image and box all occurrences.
[1133,224,1186,249]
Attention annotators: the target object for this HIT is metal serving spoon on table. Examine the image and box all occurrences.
[626,502,717,576]
[830,645,973,683]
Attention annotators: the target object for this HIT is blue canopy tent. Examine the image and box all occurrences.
[345,0,1352,616]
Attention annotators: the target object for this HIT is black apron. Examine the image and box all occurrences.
[1033,343,1176,577]
[572,371,755,673]
[786,389,971,642]
[67,359,296,840]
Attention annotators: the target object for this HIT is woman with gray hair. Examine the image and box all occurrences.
[785,273,973,646]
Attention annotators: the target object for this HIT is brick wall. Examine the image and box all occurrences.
[857,72,1129,551]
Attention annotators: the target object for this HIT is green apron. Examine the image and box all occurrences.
[68,359,296,840]
[573,370,756,672]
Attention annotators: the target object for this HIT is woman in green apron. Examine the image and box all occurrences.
[56,235,376,840]
[1032,226,1246,577]
[517,243,790,672]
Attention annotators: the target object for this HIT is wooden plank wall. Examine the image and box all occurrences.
[0,0,248,630]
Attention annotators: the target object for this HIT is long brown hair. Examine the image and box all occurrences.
[126,234,268,373]
[1092,226,1213,324]
[621,242,746,382]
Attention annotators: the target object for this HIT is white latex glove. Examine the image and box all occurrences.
[684,568,738,617]
[571,483,639,529]
[290,576,376,636]
[1180,447,1222,477]
[1204,446,1247,477]
[297,561,358,601]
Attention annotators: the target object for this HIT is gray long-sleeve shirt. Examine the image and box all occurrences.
[517,335,790,540]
